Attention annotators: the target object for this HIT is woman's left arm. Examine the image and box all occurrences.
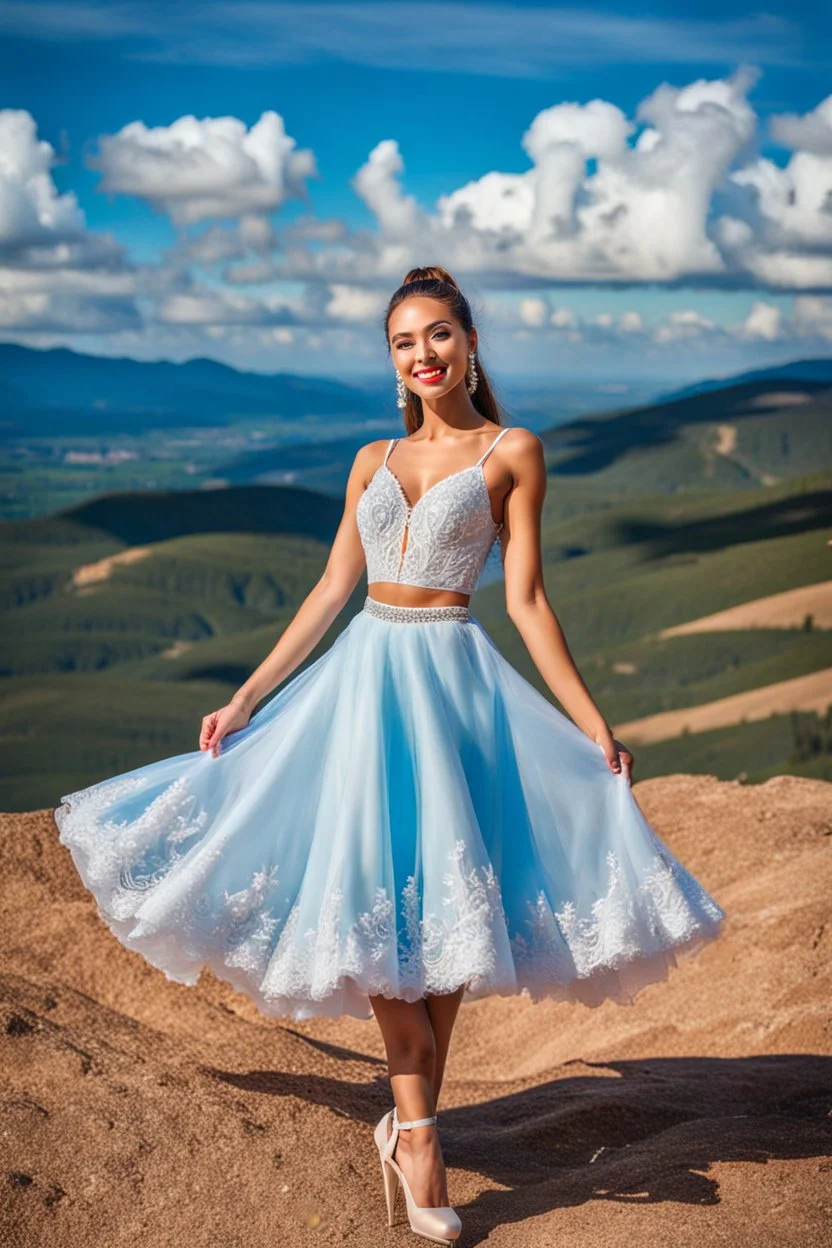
[498,429,634,781]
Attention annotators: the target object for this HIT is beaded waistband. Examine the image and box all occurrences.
[363,596,471,623]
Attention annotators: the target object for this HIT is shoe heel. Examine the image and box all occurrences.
[380,1155,399,1226]
[382,1110,462,1245]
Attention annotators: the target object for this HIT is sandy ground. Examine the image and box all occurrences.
[660,580,832,636]
[1,774,831,1247]
[615,667,832,744]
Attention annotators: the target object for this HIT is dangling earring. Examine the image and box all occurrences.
[467,350,479,395]
[395,371,408,409]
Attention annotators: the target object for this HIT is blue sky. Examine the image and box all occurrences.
[1,0,831,381]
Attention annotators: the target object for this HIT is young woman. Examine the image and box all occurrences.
[56,266,725,1246]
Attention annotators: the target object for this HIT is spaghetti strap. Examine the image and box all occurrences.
[383,437,398,465]
[476,426,511,467]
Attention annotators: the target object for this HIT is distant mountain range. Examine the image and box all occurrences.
[2,342,831,497]
[0,343,377,436]
[657,357,832,403]
[3,341,830,440]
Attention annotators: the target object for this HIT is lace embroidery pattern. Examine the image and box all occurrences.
[56,776,208,916]
[197,864,282,970]
[55,777,724,1016]
[260,838,509,1002]
[510,847,724,985]
[255,839,722,1011]
[356,465,501,596]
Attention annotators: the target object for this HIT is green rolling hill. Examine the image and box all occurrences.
[541,376,832,488]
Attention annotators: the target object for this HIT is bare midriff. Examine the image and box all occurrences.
[367,583,472,608]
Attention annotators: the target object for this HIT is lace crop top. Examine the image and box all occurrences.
[356,426,511,595]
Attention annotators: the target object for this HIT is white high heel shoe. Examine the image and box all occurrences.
[373,1107,462,1245]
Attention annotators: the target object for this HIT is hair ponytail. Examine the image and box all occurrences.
[384,266,507,434]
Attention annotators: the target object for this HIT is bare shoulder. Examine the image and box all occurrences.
[500,426,544,474]
[351,437,392,478]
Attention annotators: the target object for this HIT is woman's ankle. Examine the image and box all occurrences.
[394,1125,443,1160]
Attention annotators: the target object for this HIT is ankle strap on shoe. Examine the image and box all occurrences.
[393,1109,437,1130]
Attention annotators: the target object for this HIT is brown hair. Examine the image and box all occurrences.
[384,265,507,434]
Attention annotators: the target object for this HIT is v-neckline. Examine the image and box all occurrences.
[383,462,483,515]
[381,433,505,525]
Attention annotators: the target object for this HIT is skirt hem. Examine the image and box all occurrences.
[60,819,725,1023]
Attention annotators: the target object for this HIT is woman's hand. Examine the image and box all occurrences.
[595,729,636,785]
[199,701,251,758]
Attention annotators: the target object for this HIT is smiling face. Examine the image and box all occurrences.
[388,296,477,402]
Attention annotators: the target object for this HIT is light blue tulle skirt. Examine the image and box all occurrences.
[55,595,726,1021]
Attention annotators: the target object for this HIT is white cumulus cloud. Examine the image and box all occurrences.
[551,306,577,328]
[0,109,149,334]
[732,300,783,340]
[618,311,645,334]
[89,110,318,226]
[321,68,803,289]
[654,310,716,343]
[0,109,86,249]
[770,95,832,157]
[350,139,426,239]
[721,93,832,288]
[518,297,550,328]
[324,284,388,323]
[155,286,298,326]
[792,296,832,341]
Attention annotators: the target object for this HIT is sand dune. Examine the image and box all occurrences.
[660,580,832,636]
[1,774,830,1246]
[615,667,832,744]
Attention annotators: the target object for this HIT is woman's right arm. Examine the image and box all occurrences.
[199,441,381,757]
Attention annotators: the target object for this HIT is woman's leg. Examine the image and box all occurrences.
[424,985,466,1107]
[369,990,463,1208]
